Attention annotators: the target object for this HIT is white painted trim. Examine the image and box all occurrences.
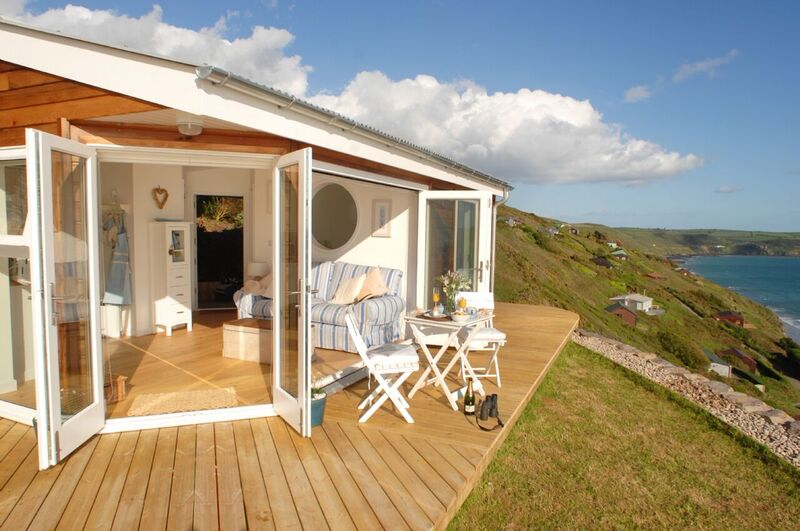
[0,402,35,425]
[0,147,26,159]
[312,160,429,191]
[100,404,277,433]
[96,145,276,168]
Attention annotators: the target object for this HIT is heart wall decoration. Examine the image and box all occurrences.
[152,186,169,210]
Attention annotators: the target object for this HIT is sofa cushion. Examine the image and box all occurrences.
[328,261,403,299]
[367,343,419,371]
[330,274,366,304]
[357,268,389,301]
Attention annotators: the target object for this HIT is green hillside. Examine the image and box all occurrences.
[596,226,800,256]
[495,206,800,417]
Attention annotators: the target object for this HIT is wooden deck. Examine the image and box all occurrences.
[0,303,578,530]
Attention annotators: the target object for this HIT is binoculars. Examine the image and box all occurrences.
[479,393,499,421]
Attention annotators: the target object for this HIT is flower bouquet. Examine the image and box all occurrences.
[436,270,471,313]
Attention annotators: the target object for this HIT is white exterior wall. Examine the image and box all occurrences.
[311,172,418,309]
[710,362,731,378]
[130,164,185,335]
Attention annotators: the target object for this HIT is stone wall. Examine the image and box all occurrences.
[572,329,800,468]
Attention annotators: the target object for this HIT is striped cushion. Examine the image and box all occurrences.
[327,261,403,299]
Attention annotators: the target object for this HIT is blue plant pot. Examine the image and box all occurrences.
[311,394,327,427]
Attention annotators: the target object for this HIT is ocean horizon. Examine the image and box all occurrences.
[685,255,800,343]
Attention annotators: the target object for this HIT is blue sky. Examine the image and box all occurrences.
[8,0,800,231]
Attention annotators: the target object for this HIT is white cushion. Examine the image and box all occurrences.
[330,274,366,304]
[459,326,506,345]
[367,343,419,371]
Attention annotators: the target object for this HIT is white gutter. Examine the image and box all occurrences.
[490,188,511,291]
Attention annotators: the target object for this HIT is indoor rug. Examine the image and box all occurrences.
[127,387,239,416]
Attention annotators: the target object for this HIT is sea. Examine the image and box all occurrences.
[684,255,800,342]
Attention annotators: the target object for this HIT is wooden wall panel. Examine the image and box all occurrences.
[0,60,161,147]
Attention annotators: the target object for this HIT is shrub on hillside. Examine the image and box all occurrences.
[657,331,707,370]
[521,225,556,252]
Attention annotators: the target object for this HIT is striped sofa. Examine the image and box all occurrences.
[233,261,405,353]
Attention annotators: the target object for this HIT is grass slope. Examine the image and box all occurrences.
[495,205,800,417]
[599,226,800,256]
[451,343,800,529]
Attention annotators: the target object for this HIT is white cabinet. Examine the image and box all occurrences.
[150,222,193,336]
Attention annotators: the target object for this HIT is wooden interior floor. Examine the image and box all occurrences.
[0,303,578,530]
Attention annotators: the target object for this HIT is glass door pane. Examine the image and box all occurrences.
[424,200,455,309]
[0,160,28,236]
[0,255,36,409]
[272,148,312,436]
[50,150,94,417]
[279,163,300,397]
[455,200,479,289]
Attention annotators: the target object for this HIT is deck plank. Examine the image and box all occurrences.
[193,423,219,531]
[82,431,139,530]
[361,428,445,522]
[0,447,39,524]
[381,431,455,507]
[110,429,158,530]
[309,427,381,531]
[289,427,355,531]
[166,424,197,531]
[214,422,247,531]
[267,419,329,530]
[25,437,99,530]
[55,434,120,530]
[231,420,273,529]
[0,427,35,488]
[249,418,302,530]
[339,422,432,530]
[323,422,409,530]
[140,427,179,530]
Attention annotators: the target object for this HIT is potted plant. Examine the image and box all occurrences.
[310,387,327,427]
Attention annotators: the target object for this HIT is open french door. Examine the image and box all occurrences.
[26,130,104,469]
[272,148,312,436]
[417,191,493,309]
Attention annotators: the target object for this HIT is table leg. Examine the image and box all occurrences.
[407,325,461,410]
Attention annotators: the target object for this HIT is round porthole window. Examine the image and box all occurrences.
[312,183,358,250]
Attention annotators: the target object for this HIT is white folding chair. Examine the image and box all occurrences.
[456,291,506,387]
[344,312,419,423]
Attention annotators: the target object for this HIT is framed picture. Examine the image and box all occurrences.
[372,199,392,237]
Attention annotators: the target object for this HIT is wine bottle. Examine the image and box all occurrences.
[464,378,476,415]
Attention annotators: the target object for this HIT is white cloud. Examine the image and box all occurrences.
[715,185,743,194]
[673,49,739,83]
[2,2,703,185]
[311,72,702,184]
[3,3,311,95]
[624,84,652,103]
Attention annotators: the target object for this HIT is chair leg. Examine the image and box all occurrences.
[358,384,383,410]
[359,371,415,423]
[490,343,502,387]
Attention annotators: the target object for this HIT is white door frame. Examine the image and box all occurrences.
[272,147,313,436]
[27,130,105,469]
[416,190,493,307]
